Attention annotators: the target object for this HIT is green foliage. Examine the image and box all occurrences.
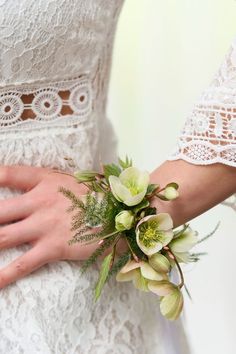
[90,181,106,192]
[155,194,169,201]
[94,252,113,301]
[103,163,122,182]
[118,155,133,169]
[189,252,208,262]
[132,199,150,214]
[165,182,179,190]
[197,222,220,244]
[80,236,117,274]
[184,284,192,301]
[107,250,131,279]
[58,186,86,212]
[143,206,157,216]
[146,183,160,195]
[126,230,147,260]
[173,224,190,239]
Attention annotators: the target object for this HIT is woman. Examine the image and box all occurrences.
[0,0,235,353]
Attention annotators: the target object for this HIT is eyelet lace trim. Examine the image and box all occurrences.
[0,75,93,129]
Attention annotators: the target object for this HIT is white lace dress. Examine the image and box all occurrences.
[0,1,191,354]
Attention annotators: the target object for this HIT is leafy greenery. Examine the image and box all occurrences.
[118,155,133,169]
[94,252,113,301]
[107,250,131,279]
[80,236,117,274]
[103,163,122,182]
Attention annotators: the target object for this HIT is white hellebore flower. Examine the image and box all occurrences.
[169,227,198,263]
[115,210,134,231]
[116,259,164,292]
[108,167,149,206]
[136,214,174,256]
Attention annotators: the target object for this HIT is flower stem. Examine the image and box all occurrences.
[126,238,140,262]
[109,235,121,270]
[50,170,75,178]
[83,230,121,245]
[164,246,185,288]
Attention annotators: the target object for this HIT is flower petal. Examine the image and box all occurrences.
[136,170,150,190]
[174,252,191,263]
[120,259,142,273]
[119,167,149,194]
[136,234,163,256]
[124,190,146,206]
[140,262,163,281]
[148,280,176,296]
[133,271,149,292]
[161,230,174,247]
[109,175,132,202]
[170,228,198,253]
[160,289,184,321]
[156,213,174,231]
[116,269,139,282]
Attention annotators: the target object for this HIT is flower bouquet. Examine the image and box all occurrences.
[59,156,214,321]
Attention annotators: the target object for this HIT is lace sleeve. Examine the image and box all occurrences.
[169,38,236,167]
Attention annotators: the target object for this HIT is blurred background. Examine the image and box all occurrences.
[107,1,236,353]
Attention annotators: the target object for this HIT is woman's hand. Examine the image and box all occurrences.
[0,165,127,289]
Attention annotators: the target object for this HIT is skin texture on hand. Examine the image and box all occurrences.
[0,165,126,289]
[149,160,236,227]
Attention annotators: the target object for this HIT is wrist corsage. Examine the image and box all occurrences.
[59,156,216,321]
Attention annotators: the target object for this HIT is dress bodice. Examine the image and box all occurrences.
[0,0,124,175]
[0,0,124,86]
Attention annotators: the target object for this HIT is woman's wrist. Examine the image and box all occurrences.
[149,159,236,227]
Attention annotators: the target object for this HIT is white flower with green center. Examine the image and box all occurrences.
[169,227,198,263]
[115,210,134,231]
[108,167,149,206]
[116,259,164,292]
[136,214,174,256]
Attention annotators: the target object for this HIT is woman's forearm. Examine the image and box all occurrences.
[150,160,236,227]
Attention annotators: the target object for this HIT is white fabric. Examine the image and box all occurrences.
[0,1,191,353]
[169,39,236,167]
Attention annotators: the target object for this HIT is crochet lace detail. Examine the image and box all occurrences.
[169,41,236,167]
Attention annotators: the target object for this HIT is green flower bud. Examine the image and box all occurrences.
[148,253,171,273]
[164,186,179,200]
[74,170,99,182]
[115,210,134,231]
[160,288,184,321]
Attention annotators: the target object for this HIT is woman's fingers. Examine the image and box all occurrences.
[0,243,50,289]
[0,192,35,224]
[0,216,39,250]
[0,165,52,191]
